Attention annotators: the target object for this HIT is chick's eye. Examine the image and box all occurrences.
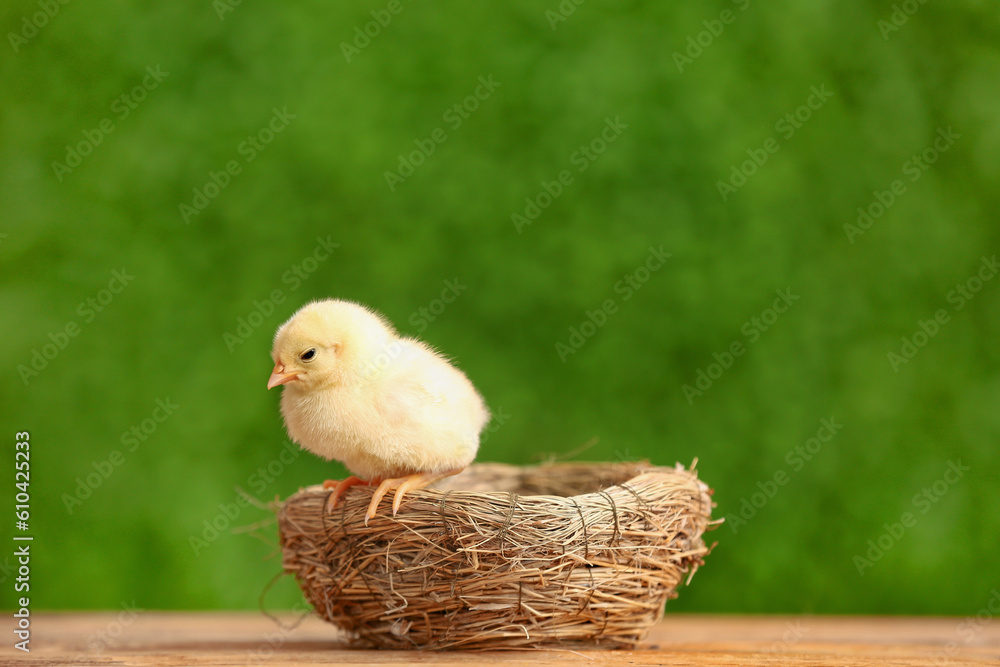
[300,348,317,362]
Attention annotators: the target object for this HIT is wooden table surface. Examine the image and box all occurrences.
[3,612,998,666]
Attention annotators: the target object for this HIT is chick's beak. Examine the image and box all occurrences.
[267,364,299,390]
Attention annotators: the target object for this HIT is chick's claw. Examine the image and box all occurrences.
[364,469,463,525]
[323,476,376,513]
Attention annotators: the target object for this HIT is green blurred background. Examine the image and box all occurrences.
[2,0,998,614]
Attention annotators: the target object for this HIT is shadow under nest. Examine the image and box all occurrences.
[276,460,717,650]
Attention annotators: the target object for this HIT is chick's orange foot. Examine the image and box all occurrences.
[364,469,463,525]
[323,476,378,513]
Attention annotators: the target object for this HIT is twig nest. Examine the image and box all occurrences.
[277,461,716,649]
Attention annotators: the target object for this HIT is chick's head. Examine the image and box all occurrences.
[268,299,396,391]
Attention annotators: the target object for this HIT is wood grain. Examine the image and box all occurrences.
[2,613,998,666]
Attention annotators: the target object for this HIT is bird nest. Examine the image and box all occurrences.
[277,461,717,650]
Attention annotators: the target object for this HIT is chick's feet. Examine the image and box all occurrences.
[323,476,379,513]
[365,469,462,525]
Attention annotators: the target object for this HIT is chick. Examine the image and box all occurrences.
[268,299,489,523]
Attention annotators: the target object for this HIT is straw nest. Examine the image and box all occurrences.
[277,461,716,650]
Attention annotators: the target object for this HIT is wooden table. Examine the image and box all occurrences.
[3,612,998,665]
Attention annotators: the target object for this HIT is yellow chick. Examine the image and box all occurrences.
[268,299,489,523]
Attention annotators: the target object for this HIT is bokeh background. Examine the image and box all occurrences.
[2,0,998,615]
